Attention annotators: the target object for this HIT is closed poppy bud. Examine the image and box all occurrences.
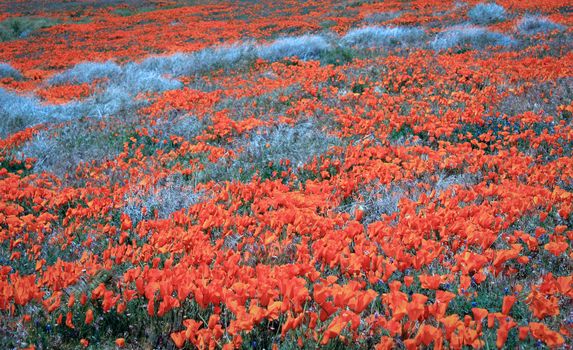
[519,326,529,340]
[120,214,132,231]
[355,207,364,221]
[473,271,486,284]
[404,339,417,350]
[67,294,75,308]
[472,308,488,323]
[35,260,44,271]
[85,309,94,325]
[233,335,243,348]
[147,299,155,316]
[117,302,126,314]
[404,276,414,287]
[80,293,87,306]
[487,314,495,328]
[208,314,220,329]
[502,295,516,315]
[464,315,472,327]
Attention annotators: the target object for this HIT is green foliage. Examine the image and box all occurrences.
[320,20,338,29]
[111,6,159,17]
[320,46,355,66]
[351,82,369,94]
[389,123,414,142]
[0,157,29,176]
[0,17,58,42]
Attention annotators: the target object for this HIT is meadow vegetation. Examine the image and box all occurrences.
[0,0,571,349]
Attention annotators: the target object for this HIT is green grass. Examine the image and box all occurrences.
[111,6,157,17]
[0,16,58,42]
[319,46,355,66]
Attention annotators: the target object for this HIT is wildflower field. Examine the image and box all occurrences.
[0,0,572,349]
